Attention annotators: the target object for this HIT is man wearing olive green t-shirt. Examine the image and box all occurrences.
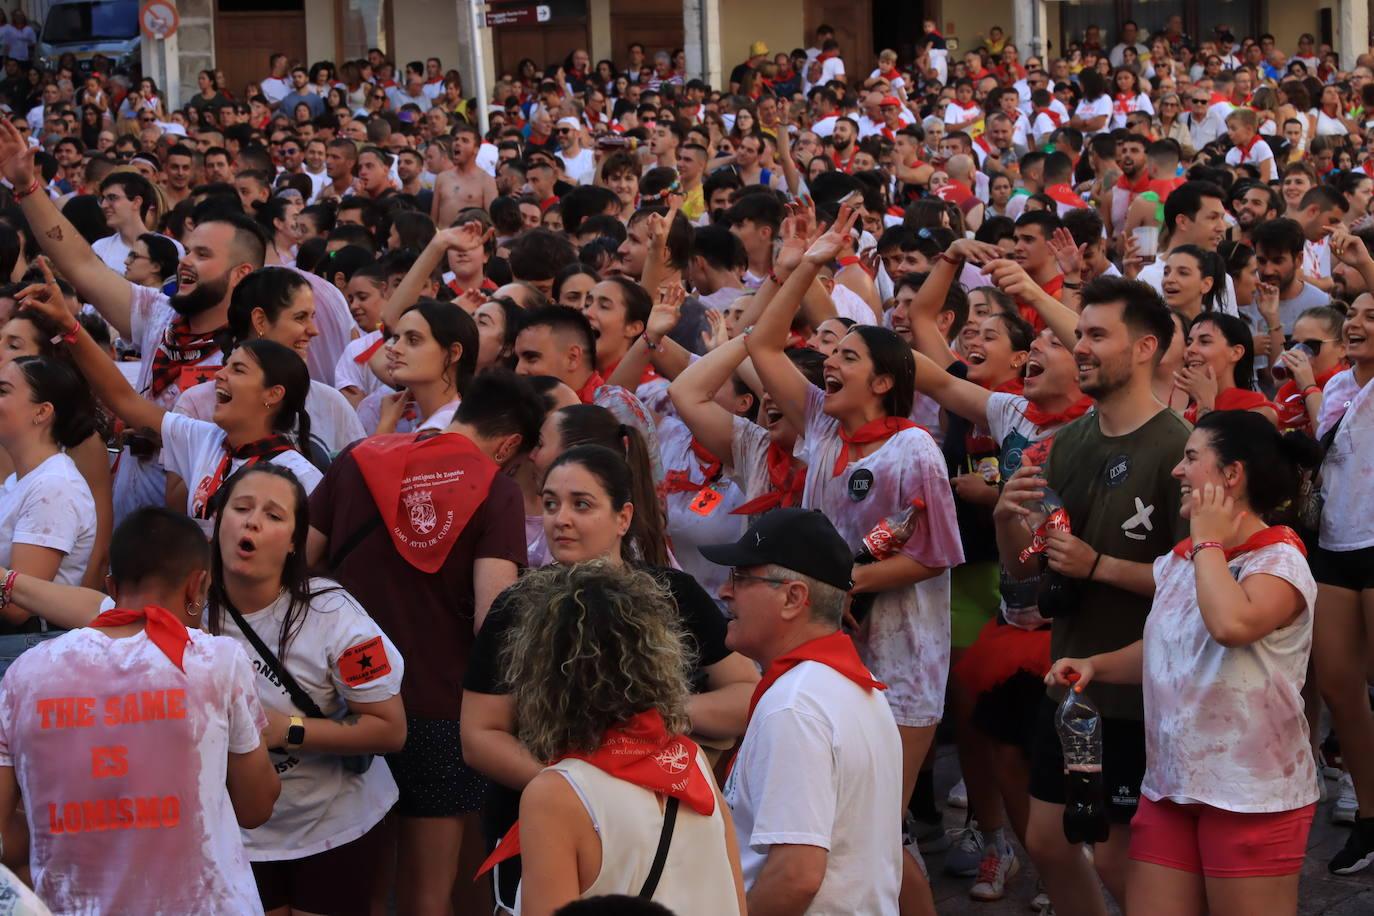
[995,276,1189,916]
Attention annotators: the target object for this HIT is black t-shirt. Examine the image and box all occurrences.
[729,62,755,87]
[465,564,730,696]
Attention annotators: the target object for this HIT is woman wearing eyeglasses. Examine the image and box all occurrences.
[1272,305,1348,436]
[1154,93,1196,159]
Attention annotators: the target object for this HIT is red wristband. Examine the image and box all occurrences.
[1190,541,1224,560]
[1303,386,1323,399]
[51,322,79,346]
[12,178,40,200]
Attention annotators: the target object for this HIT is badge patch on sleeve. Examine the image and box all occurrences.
[338,636,392,686]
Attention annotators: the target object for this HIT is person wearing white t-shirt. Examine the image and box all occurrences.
[0,356,99,625]
[553,117,596,185]
[703,510,904,915]
[816,41,846,84]
[2,13,36,63]
[1048,411,1320,902]
[0,507,280,915]
[91,172,158,274]
[259,54,292,107]
[1070,71,1114,137]
[206,465,406,915]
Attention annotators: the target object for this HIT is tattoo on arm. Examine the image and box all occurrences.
[341,715,361,727]
[45,226,61,241]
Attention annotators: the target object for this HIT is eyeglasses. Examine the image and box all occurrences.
[727,569,792,588]
[124,252,150,263]
[1191,98,1208,104]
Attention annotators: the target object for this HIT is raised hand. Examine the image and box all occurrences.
[949,238,1006,266]
[700,306,728,350]
[646,284,684,343]
[15,258,71,327]
[1188,481,1245,545]
[803,203,860,265]
[1253,280,1281,329]
[0,118,35,189]
[435,220,490,253]
[1173,364,1218,410]
[983,258,1039,301]
[1048,227,1085,278]
[1327,224,1373,268]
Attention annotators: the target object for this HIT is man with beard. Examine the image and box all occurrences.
[0,118,266,520]
[1250,218,1330,334]
[731,133,783,190]
[1330,224,1374,301]
[827,117,860,173]
[1228,181,1280,244]
[995,276,1188,916]
[1121,140,1184,237]
[1105,134,1148,239]
[976,112,1020,180]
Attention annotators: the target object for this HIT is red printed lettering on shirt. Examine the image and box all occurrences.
[36,697,97,729]
[102,689,189,726]
[338,636,391,686]
[91,746,129,779]
[48,795,179,834]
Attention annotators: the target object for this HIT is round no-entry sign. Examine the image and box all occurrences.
[140,0,179,39]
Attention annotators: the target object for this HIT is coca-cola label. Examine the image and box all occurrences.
[1018,506,1073,564]
[847,468,874,501]
[862,519,899,561]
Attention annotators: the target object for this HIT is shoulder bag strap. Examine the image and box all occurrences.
[637,796,679,899]
[221,598,327,720]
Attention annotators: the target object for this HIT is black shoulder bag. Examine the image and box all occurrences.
[638,796,680,898]
[222,598,374,775]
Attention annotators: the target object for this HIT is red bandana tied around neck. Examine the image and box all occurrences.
[353,334,386,365]
[1172,525,1307,560]
[952,99,979,112]
[1234,132,1263,163]
[664,438,723,494]
[91,606,191,672]
[834,417,919,477]
[1035,108,1063,127]
[1045,184,1087,210]
[192,434,296,520]
[1021,394,1093,428]
[749,631,885,724]
[477,709,713,876]
[1116,171,1150,195]
[1183,388,1274,425]
[818,50,838,63]
[991,376,1027,396]
[351,432,499,573]
[149,317,222,398]
[1146,176,1185,199]
[732,443,806,515]
[576,372,606,405]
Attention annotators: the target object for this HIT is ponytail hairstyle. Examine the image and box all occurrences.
[223,266,310,354]
[1169,244,1226,313]
[401,298,480,397]
[545,444,650,564]
[988,310,1035,354]
[13,355,97,448]
[1297,304,1347,339]
[849,325,916,420]
[551,404,669,566]
[1188,311,1256,391]
[252,195,293,241]
[237,338,311,453]
[1194,410,1323,516]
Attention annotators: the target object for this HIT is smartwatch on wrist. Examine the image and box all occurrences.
[285,716,306,750]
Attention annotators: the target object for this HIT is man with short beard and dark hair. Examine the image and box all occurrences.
[995,276,1188,916]
[1229,181,1280,243]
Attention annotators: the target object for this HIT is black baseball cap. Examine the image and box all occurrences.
[699,508,853,591]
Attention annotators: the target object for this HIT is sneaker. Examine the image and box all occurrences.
[970,843,1020,901]
[1334,772,1358,825]
[903,812,951,854]
[1323,733,1344,778]
[1329,819,1374,874]
[947,777,969,809]
[943,821,985,876]
[1029,882,1051,912]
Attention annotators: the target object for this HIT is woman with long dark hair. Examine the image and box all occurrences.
[1176,312,1278,425]
[17,268,320,527]
[356,299,479,435]
[1070,68,1112,136]
[254,197,303,268]
[207,463,406,916]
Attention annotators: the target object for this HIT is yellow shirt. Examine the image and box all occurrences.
[682,185,706,221]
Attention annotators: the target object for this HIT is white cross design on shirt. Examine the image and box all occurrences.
[1122,497,1155,541]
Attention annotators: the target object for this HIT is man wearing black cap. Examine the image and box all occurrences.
[702,508,909,916]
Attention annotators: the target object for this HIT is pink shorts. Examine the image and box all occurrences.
[1129,796,1315,878]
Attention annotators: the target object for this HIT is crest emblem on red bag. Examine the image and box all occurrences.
[403,488,437,535]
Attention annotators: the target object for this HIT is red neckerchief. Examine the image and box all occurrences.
[951,99,979,112]
[836,254,866,273]
[1146,176,1185,199]
[353,332,386,364]
[1045,184,1086,209]
[193,434,295,520]
[149,317,222,398]
[1035,107,1063,127]
[576,371,605,405]
[878,65,899,81]
[880,126,897,141]
[1234,132,1263,162]
[830,149,854,173]
[478,709,713,876]
[91,606,192,671]
[1116,170,1150,194]
[446,276,498,297]
[834,417,919,477]
[664,438,722,494]
[748,632,885,724]
[1013,274,1062,332]
[731,443,806,515]
[990,375,1026,396]
[1276,362,1347,430]
[1172,525,1307,560]
[1021,394,1093,427]
[818,50,839,63]
[539,195,559,212]
[351,432,498,573]
[974,135,993,155]
[602,355,659,388]
[1183,387,1274,424]
[1363,160,1374,179]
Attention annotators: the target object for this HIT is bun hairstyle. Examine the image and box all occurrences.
[223,266,310,353]
[1194,410,1323,516]
[13,355,97,448]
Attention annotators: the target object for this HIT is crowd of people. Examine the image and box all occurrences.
[0,11,1367,916]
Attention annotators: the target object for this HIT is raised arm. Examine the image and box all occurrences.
[382,222,487,330]
[17,264,165,437]
[984,258,1081,350]
[606,285,693,390]
[670,334,751,463]
[0,566,107,629]
[911,348,993,425]
[0,119,134,338]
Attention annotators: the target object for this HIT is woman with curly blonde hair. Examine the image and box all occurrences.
[482,560,746,915]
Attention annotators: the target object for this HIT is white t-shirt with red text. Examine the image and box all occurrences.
[0,627,267,914]
[1143,543,1317,812]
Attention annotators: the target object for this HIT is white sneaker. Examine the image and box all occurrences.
[1334,772,1359,825]
[947,777,969,808]
[943,821,984,877]
[1029,881,1051,912]
[970,843,1020,901]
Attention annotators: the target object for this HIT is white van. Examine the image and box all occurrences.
[36,0,141,74]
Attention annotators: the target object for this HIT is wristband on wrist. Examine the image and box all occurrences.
[1303,385,1323,399]
[1063,280,1083,290]
[0,569,17,610]
[937,253,962,266]
[1087,550,1102,581]
[51,322,79,346]
[645,335,661,351]
[1190,540,1224,560]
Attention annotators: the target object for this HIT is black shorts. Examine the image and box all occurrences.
[253,818,387,915]
[1028,696,1146,825]
[385,716,488,817]
[1309,544,1374,592]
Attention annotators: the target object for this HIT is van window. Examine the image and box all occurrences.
[42,0,139,43]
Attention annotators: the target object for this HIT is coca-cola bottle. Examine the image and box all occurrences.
[1057,674,1110,844]
[849,497,926,624]
[1020,488,1079,618]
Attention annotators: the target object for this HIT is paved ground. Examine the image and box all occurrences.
[924,744,1374,914]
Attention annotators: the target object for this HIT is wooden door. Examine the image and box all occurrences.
[214,2,307,102]
[806,0,873,82]
[609,0,683,67]
[493,24,591,76]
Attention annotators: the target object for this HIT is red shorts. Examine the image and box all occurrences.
[1129,796,1315,878]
